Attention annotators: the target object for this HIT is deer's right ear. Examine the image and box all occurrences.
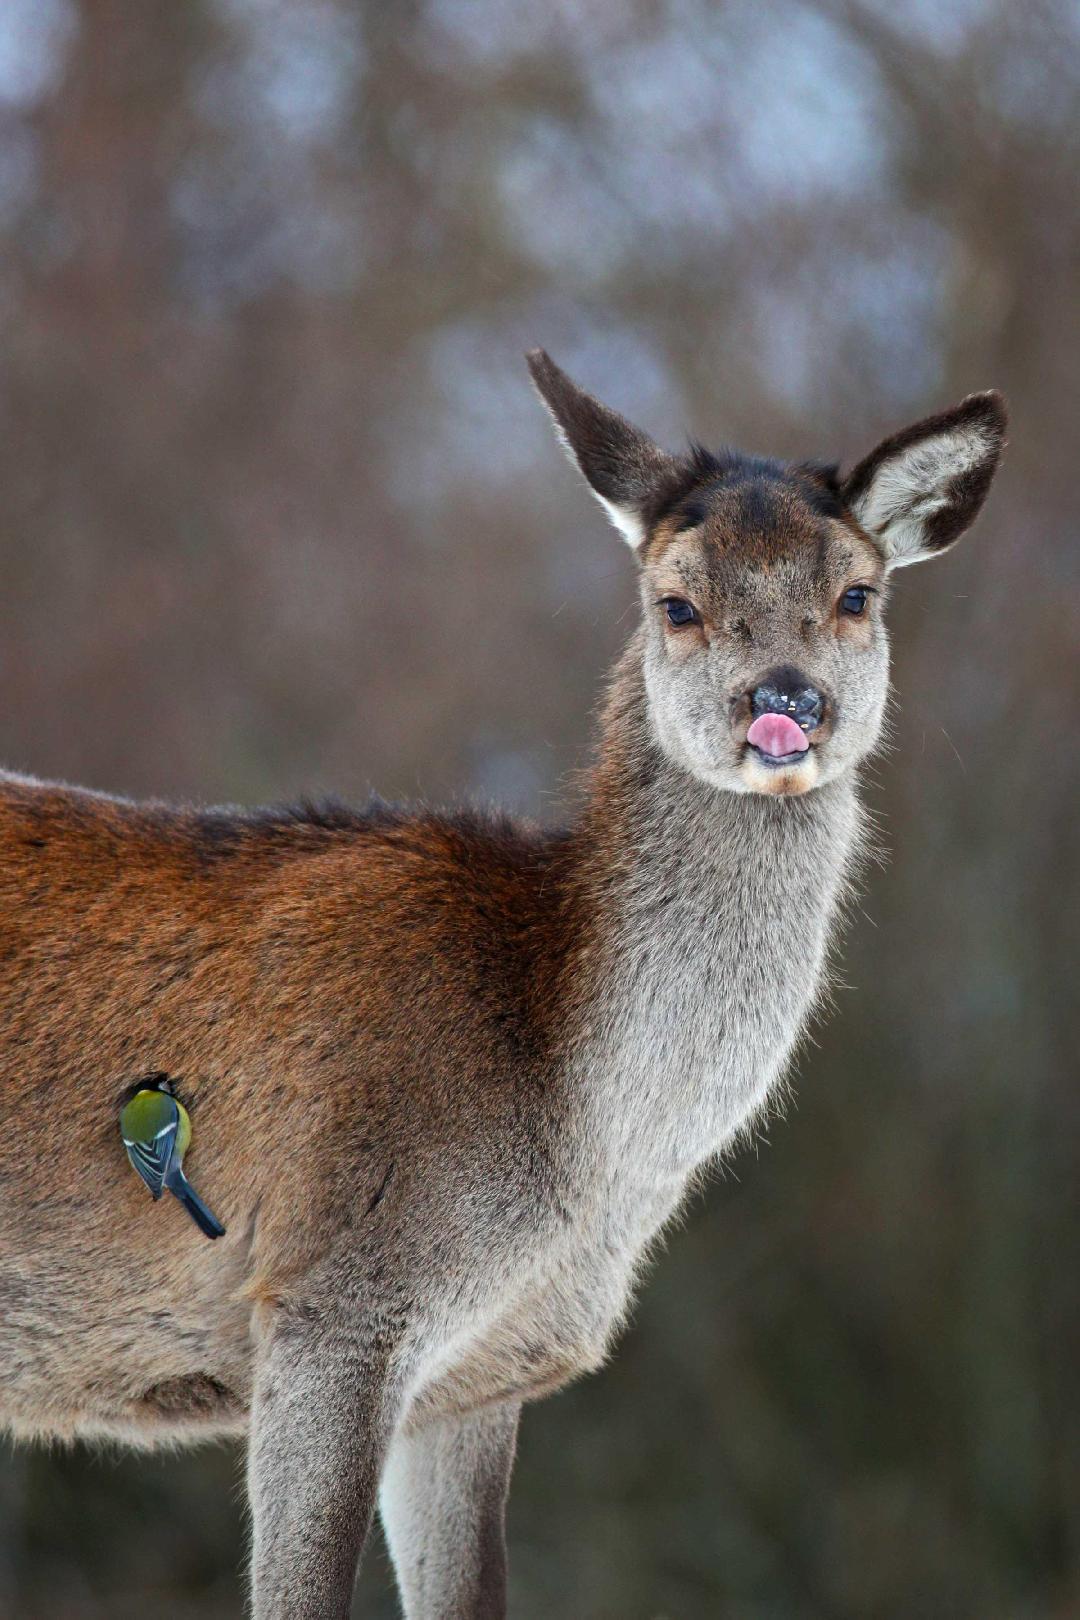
[842,392,1007,569]
[526,350,678,549]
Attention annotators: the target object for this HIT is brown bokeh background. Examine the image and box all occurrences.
[0,2,1077,1615]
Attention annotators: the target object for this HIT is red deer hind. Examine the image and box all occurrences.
[0,351,1006,1617]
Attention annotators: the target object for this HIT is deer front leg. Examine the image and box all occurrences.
[247,1305,405,1620]
[379,1401,521,1620]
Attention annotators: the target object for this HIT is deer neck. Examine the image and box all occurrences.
[561,636,863,1179]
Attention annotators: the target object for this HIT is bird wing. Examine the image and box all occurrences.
[123,1114,179,1198]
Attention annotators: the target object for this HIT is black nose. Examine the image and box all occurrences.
[751,667,825,728]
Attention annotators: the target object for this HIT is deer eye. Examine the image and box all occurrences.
[661,597,699,628]
[840,586,870,616]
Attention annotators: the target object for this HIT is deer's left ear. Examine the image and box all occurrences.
[842,392,1007,568]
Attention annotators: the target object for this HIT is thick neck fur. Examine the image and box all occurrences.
[554,632,864,1181]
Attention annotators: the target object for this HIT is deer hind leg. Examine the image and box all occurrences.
[247,1303,406,1620]
[379,1400,521,1620]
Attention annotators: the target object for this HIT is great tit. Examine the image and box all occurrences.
[119,1084,225,1240]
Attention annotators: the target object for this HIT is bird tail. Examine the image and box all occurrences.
[168,1171,226,1240]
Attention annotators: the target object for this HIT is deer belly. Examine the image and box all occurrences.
[0,1255,253,1446]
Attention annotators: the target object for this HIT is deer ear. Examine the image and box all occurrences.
[526,349,679,548]
[842,392,1007,569]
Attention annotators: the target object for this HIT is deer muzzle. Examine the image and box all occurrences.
[746,669,827,762]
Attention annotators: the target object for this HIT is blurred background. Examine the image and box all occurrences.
[0,0,1076,1615]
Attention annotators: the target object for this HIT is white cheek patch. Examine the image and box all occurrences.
[851,425,993,567]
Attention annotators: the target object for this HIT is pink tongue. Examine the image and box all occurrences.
[746,712,809,757]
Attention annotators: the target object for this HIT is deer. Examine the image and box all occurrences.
[0,351,1005,1618]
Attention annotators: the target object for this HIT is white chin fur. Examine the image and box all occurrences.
[739,749,821,797]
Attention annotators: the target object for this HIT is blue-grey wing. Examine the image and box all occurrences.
[124,1118,178,1198]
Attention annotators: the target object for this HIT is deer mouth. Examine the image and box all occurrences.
[745,711,813,766]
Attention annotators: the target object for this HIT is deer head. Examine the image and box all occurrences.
[528,350,1006,798]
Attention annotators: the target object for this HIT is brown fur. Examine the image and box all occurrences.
[0,778,581,1439]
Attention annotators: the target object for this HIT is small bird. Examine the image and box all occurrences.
[119,1082,225,1240]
